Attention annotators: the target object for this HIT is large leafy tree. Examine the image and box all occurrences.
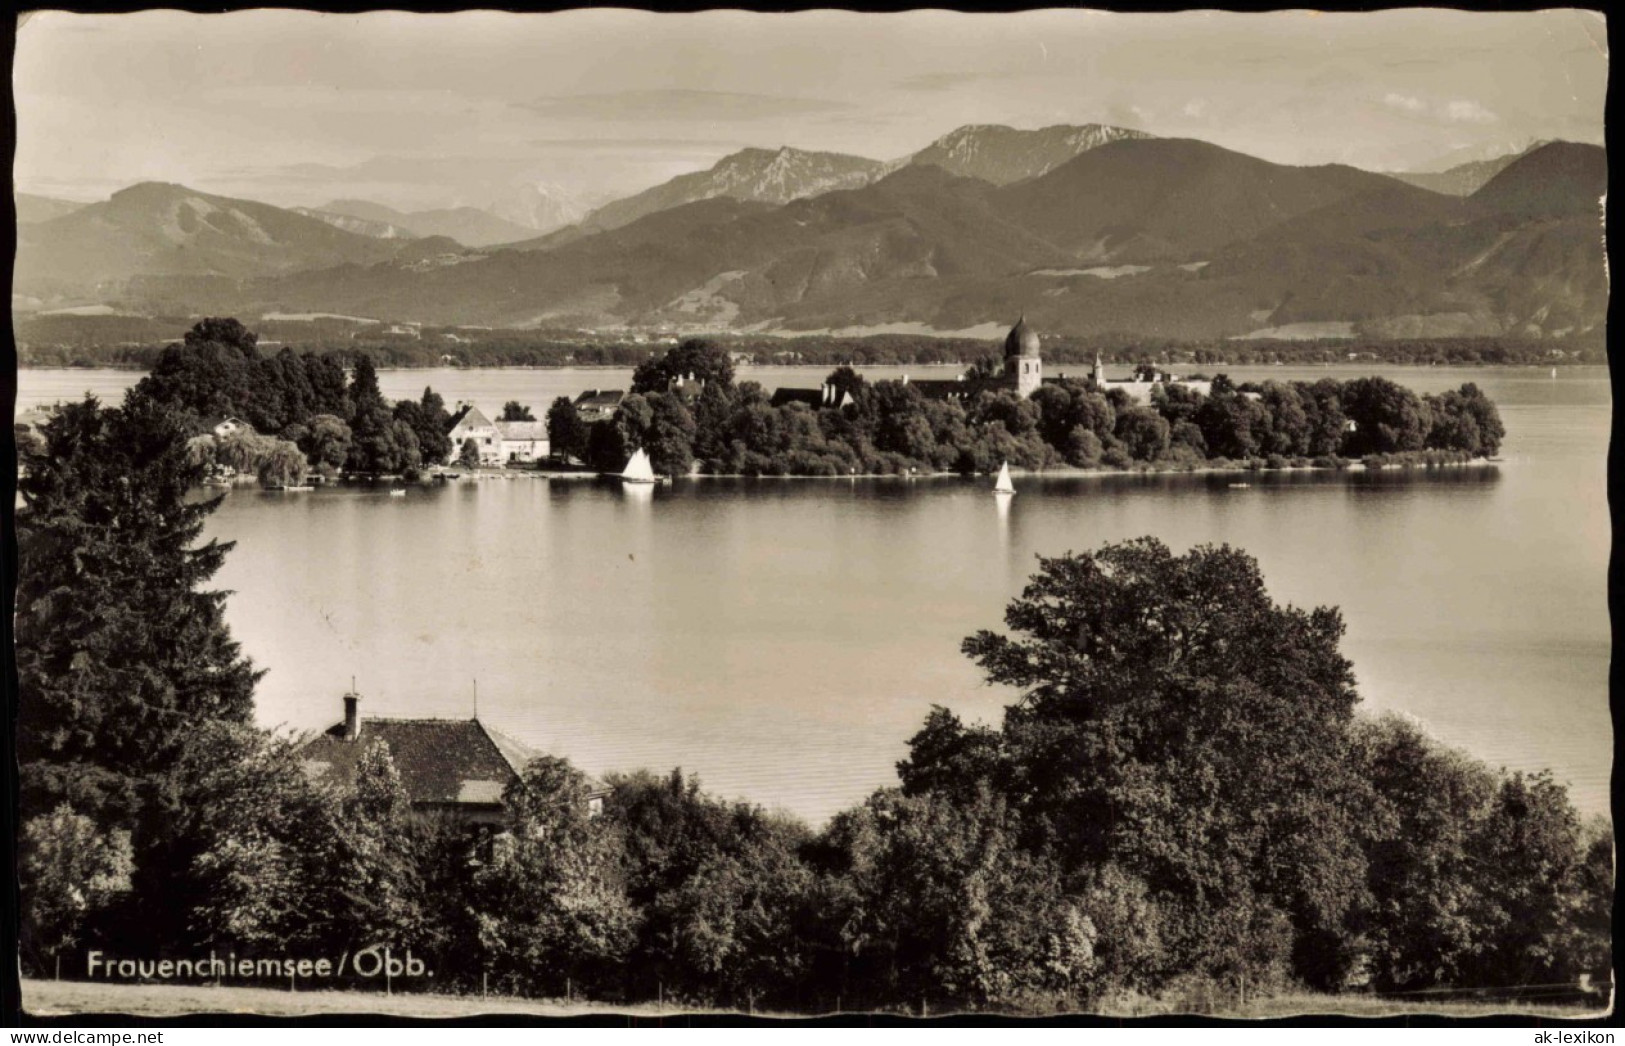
[1341,376,1431,456]
[18,805,135,975]
[819,785,1097,1012]
[14,395,262,827]
[545,396,588,462]
[471,757,636,998]
[644,392,697,478]
[346,355,421,474]
[394,387,453,465]
[955,539,1371,989]
[631,338,735,394]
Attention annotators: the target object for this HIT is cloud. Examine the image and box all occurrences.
[1383,91,1498,125]
[893,71,1005,92]
[1182,99,1207,119]
[520,89,850,122]
[1443,100,1497,124]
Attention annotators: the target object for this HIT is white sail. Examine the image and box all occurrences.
[993,461,1016,495]
[620,447,657,483]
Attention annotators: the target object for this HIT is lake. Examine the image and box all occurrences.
[14,364,1613,822]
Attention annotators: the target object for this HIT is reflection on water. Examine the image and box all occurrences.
[203,430,1607,825]
[20,366,1612,824]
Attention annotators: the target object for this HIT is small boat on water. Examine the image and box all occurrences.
[389,489,407,497]
[268,484,314,492]
[1229,482,1251,489]
[619,448,658,485]
[992,461,1016,496]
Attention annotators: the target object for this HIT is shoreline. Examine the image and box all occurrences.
[16,360,1602,373]
[382,457,1503,485]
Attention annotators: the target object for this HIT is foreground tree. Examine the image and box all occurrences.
[501,401,537,422]
[955,539,1371,990]
[819,785,1098,1012]
[471,757,636,999]
[14,396,261,827]
[18,805,134,976]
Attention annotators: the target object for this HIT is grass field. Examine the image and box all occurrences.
[19,980,1611,1021]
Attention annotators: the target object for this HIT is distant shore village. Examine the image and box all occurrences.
[446,318,1209,466]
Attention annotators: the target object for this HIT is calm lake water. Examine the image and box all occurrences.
[15,364,1613,822]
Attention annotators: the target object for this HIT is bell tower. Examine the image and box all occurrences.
[1003,316,1042,399]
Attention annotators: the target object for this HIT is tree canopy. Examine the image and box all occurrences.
[14,395,261,827]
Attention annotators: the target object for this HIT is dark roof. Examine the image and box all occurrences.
[299,716,608,807]
[301,718,525,806]
[573,389,625,409]
[1004,316,1040,359]
[908,376,1008,401]
[769,387,825,409]
[447,405,495,431]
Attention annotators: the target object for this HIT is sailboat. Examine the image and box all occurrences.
[619,447,658,485]
[992,461,1016,496]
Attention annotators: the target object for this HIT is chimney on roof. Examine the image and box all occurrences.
[343,688,362,741]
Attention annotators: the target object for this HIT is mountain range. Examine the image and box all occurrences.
[570,124,1152,237]
[13,183,465,303]
[578,146,889,234]
[16,193,91,225]
[907,123,1154,185]
[11,130,1605,341]
[312,200,540,247]
[1388,142,1552,197]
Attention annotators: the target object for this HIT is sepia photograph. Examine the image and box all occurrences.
[6,6,1613,1027]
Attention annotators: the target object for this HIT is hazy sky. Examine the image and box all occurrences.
[13,9,1608,213]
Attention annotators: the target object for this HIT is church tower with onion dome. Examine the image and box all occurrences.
[1003,315,1042,399]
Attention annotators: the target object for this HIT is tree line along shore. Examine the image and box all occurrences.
[12,338,1607,1015]
[14,309,1603,372]
[17,318,1508,489]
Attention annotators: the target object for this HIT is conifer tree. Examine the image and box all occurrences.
[14,394,261,827]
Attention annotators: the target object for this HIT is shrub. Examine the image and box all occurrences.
[1101,446,1134,469]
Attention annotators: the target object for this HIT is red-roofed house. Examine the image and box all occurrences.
[298,690,605,825]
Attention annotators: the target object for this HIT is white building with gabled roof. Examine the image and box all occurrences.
[446,405,551,465]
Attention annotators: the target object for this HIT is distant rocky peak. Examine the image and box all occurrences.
[908,123,1154,185]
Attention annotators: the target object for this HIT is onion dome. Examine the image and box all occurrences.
[1004,315,1041,359]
